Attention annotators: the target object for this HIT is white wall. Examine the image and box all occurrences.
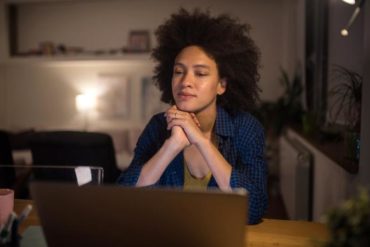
[2,59,154,130]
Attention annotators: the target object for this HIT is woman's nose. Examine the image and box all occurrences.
[180,72,193,87]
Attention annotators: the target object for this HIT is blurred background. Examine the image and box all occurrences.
[0,0,369,222]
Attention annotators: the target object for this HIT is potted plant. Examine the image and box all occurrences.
[323,188,370,247]
[328,65,362,161]
[256,68,303,137]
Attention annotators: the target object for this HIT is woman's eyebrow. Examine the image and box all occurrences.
[193,64,210,69]
[174,62,185,67]
[174,62,210,69]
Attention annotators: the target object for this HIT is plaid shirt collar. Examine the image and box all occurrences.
[215,106,235,138]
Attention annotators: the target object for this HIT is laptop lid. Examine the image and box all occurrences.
[30,182,248,247]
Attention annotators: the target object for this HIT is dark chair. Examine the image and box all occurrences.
[0,130,15,188]
[30,131,121,184]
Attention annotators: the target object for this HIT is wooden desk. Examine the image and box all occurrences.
[247,219,328,246]
[14,199,329,247]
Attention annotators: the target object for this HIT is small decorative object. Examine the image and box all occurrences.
[56,44,67,54]
[66,46,84,54]
[127,30,151,53]
[39,41,56,55]
[323,188,370,247]
[108,49,120,55]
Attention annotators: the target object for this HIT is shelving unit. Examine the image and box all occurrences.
[1,53,152,65]
[3,0,156,64]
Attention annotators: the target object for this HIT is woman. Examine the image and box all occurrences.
[118,8,268,224]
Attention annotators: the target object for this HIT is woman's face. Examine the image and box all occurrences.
[171,45,226,114]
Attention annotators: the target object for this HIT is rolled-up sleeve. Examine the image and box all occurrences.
[116,114,166,186]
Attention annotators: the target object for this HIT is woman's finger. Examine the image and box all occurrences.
[167,118,182,130]
[166,107,200,129]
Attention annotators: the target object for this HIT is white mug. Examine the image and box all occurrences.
[0,188,14,226]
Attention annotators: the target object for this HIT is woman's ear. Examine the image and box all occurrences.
[217,78,227,95]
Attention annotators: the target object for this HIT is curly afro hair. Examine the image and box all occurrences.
[151,8,261,114]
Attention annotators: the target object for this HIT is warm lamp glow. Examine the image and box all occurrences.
[75,94,96,112]
[342,0,356,4]
[340,29,349,36]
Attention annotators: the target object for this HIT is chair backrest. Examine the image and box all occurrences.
[0,165,104,199]
[30,131,120,184]
[0,130,15,188]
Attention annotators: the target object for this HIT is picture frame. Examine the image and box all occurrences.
[127,30,151,53]
[97,73,130,119]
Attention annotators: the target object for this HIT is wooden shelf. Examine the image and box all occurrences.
[0,53,152,66]
[7,53,150,61]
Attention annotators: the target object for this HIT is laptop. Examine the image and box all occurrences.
[30,182,248,247]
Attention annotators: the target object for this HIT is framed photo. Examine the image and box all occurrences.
[97,73,130,119]
[127,30,150,53]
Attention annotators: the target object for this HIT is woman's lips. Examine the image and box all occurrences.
[177,92,195,100]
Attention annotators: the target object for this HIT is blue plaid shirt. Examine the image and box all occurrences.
[117,106,268,224]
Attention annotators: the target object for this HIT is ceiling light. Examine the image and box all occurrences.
[340,0,366,36]
[342,0,356,5]
[340,29,349,36]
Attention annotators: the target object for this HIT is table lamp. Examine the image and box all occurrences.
[75,94,96,131]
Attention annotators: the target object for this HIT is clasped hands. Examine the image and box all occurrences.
[164,105,205,149]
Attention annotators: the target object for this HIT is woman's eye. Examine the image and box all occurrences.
[196,72,208,77]
[174,70,183,75]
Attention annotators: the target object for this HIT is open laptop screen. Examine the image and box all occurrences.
[30,182,248,247]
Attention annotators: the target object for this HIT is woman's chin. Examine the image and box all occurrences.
[175,103,194,113]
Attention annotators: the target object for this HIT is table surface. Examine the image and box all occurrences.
[15,199,329,247]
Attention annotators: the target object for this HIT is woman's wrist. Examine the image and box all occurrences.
[193,135,211,149]
[165,137,186,154]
